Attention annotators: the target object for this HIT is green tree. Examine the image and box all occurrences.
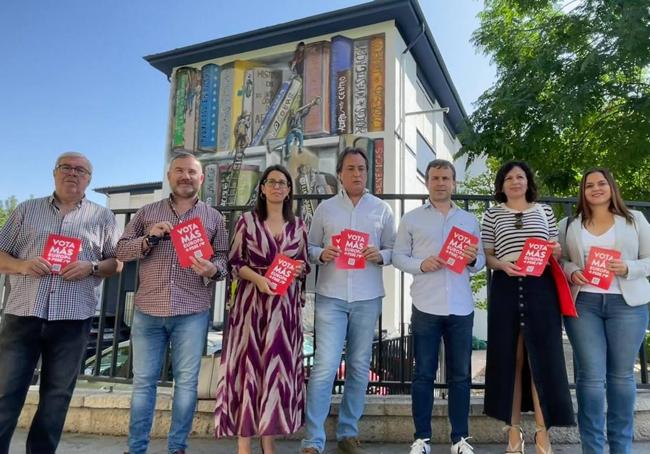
[0,196,18,228]
[459,0,650,200]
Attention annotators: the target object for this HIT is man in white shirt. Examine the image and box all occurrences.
[301,147,396,454]
[392,160,485,454]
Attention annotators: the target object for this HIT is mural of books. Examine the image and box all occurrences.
[200,161,260,207]
[166,33,386,208]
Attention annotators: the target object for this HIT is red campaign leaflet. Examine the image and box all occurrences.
[438,226,479,274]
[170,217,214,268]
[335,229,369,270]
[264,254,301,296]
[331,234,342,248]
[582,247,621,290]
[42,234,81,274]
[515,238,552,276]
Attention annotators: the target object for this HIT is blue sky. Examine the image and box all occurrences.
[0,0,494,205]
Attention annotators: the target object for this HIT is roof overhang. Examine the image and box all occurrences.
[144,0,467,135]
[94,181,163,195]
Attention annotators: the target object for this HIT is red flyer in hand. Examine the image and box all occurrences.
[331,234,342,248]
[582,247,621,290]
[170,217,214,268]
[335,229,369,270]
[264,254,301,296]
[438,226,479,274]
[42,234,81,274]
[515,238,552,276]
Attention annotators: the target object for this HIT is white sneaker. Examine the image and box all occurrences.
[409,438,431,454]
[451,437,474,454]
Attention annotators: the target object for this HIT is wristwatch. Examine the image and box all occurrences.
[91,261,100,276]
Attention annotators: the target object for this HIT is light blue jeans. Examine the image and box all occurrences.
[128,309,209,454]
[564,292,648,454]
[302,295,382,453]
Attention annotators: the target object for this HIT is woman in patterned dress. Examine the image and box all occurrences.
[214,164,310,454]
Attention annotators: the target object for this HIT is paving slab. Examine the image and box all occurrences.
[9,430,650,454]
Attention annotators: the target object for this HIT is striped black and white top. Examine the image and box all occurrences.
[481,203,558,262]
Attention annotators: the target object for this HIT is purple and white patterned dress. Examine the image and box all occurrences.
[214,211,310,437]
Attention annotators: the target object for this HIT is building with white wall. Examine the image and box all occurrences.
[142,0,481,335]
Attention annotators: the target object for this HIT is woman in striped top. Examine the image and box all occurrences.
[481,161,574,454]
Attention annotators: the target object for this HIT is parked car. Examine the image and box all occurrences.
[83,331,223,378]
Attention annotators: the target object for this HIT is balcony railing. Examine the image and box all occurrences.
[1,194,649,393]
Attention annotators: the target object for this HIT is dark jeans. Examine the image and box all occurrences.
[411,306,474,443]
[0,314,91,454]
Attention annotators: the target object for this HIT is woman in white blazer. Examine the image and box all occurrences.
[558,168,650,454]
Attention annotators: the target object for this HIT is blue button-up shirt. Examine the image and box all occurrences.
[308,190,396,302]
[392,200,485,316]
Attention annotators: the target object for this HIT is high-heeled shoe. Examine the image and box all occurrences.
[503,424,524,453]
[534,425,552,454]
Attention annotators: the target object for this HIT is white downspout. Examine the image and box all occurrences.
[397,23,426,195]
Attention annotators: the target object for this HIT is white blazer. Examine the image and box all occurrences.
[558,210,650,306]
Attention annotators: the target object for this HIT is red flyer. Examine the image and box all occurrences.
[515,238,552,276]
[582,246,621,290]
[42,234,81,274]
[170,217,214,268]
[331,234,342,249]
[438,226,479,274]
[264,254,301,296]
[335,229,369,270]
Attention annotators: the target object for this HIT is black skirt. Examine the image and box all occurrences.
[484,268,575,428]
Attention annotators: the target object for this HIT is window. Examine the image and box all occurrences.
[415,131,436,177]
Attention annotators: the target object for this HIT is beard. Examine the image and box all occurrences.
[172,182,199,199]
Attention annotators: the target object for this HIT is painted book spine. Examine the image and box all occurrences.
[264,77,303,141]
[228,61,257,150]
[198,64,220,151]
[217,64,234,151]
[303,41,331,137]
[352,38,369,134]
[252,68,282,139]
[368,34,385,132]
[171,69,189,149]
[251,79,291,146]
[241,69,255,145]
[276,90,302,138]
[201,163,220,206]
[335,70,351,134]
[183,69,200,151]
[373,138,384,194]
[330,35,353,135]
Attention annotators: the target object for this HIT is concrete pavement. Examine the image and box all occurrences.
[10,430,650,454]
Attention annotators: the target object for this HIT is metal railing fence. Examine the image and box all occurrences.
[1,194,649,393]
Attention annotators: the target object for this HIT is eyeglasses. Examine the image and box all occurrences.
[514,212,524,229]
[55,164,91,177]
[264,179,288,188]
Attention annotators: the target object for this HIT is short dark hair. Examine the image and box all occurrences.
[494,160,538,203]
[168,150,200,169]
[425,159,456,181]
[336,147,368,174]
[255,164,295,223]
